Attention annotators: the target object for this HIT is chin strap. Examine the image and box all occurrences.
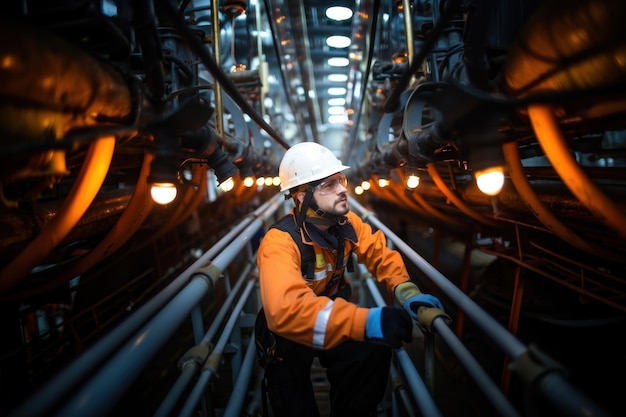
[295,185,316,230]
[294,186,348,229]
[310,200,348,226]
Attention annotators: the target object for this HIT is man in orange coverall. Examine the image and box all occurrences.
[256,142,444,417]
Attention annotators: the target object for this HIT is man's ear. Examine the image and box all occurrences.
[295,191,305,204]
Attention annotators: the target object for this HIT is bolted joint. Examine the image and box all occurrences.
[508,344,567,387]
[177,341,213,371]
[191,261,223,293]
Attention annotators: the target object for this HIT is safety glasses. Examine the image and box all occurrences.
[315,174,348,195]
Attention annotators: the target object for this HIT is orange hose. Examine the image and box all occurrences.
[528,104,626,240]
[503,140,623,261]
[426,163,500,227]
[0,136,116,294]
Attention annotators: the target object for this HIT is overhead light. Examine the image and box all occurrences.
[328,87,347,95]
[328,73,348,82]
[475,167,504,196]
[470,145,505,196]
[328,115,348,124]
[354,185,364,195]
[326,35,351,49]
[328,98,346,106]
[219,177,235,192]
[406,174,420,189]
[361,180,371,190]
[150,183,178,205]
[326,6,353,21]
[328,57,349,67]
[328,107,345,115]
[378,178,390,187]
[148,142,180,205]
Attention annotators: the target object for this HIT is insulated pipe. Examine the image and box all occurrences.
[503,0,626,239]
[503,0,626,98]
[0,136,116,294]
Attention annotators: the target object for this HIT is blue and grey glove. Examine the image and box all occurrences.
[395,281,444,320]
[404,293,444,320]
[365,307,413,348]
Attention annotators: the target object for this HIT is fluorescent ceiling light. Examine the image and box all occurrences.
[328,115,348,124]
[328,73,348,82]
[326,6,353,21]
[328,98,346,106]
[327,87,347,95]
[328,57,349,67]
[326,35,351,48]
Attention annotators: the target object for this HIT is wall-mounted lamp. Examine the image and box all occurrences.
[206,146,239,187]
[148,150,179,205]
[239,165,256,187]
[405,170,420,189]
[475,166,504,196]
[470,145,505,196]
[219,177,235,192]
[151,183,178,205]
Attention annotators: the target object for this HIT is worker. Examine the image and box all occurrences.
[256,142,444,417]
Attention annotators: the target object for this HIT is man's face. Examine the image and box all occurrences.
[311,173,349,215]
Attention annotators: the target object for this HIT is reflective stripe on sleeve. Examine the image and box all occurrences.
[313,299,333,349]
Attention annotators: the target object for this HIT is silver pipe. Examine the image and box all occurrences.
[222,331,258,417]
[434,320,521,417]
[178,280,256,417]
[7,208,263,417]
[349,196,527,359]
[363,272,442,417]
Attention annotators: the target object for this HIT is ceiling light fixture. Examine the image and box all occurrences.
[328,98,346,106]
[328,57,349,67]
[328,87,347,95]
[326,6,353,21]
[326,35,351,49]
[328,73,348,82]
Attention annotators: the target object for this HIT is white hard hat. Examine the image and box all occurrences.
[279,142,350,192]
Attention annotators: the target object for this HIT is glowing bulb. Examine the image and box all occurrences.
[361,180,370,190]
[151,183,178,205]
[354,185,364,195]
[219,177,235,192]
[475,166,504,196]
[272,176,280,186]
[406,174,420,189]
[243,176,255,187]
[378,178,390,187]
[264,177,273,186]
[256,177,265,186]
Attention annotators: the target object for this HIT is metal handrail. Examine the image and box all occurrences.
[349,195,610,417]
[10,192,610,417]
